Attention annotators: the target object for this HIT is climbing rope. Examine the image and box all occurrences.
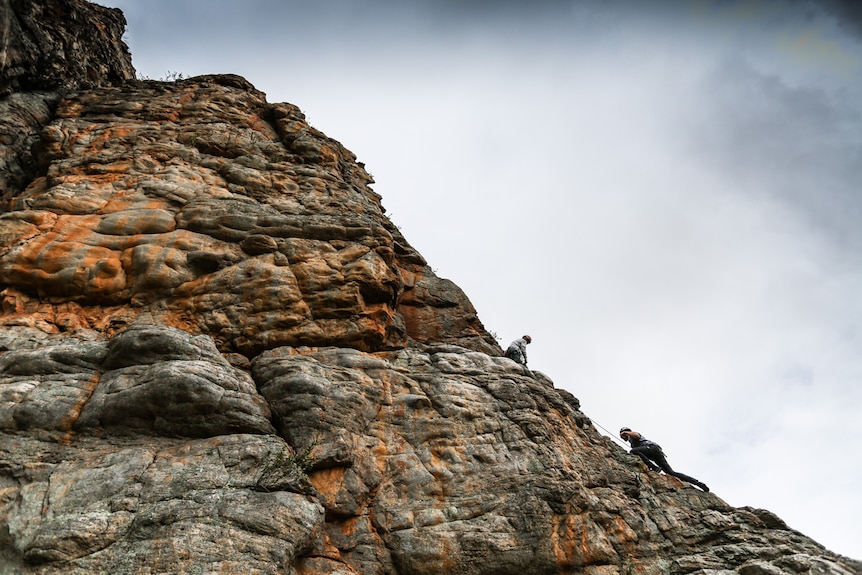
[591,418,630,448]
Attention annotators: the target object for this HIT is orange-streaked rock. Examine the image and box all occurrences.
[1,75,498,356]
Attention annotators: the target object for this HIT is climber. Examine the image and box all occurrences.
[505,335,531,366]
[619,427,709,492]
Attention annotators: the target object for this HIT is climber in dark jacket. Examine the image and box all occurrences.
[619,427,709,492]
[505,335,531,365]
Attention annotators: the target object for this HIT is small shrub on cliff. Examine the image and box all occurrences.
[162,70,185,81]
[254,443,317,493]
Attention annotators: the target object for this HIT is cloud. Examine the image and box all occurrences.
[820,0,862,38]
[676,58,862,241]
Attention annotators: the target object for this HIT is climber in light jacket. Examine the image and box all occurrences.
[505,335,531,366]
[619,427,709,492]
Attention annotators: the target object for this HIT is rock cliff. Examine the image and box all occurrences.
[0,1,860,574]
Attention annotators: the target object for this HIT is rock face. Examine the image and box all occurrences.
[0,70,494,356]
[0,0,134,95]
[0,2,860,574]
[0,0,135,198]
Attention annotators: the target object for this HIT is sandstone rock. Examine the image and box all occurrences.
[76,324,277,437]
[0,0,135,204]
[0,2,860,575]
[2,329,859,574]
[0,432,323,574]
[0,92,58,203]
[0,325,275,437]
[0,0,134,95]
[0,73,497,356]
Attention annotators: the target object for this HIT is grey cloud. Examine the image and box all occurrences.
[820,0,862,38]
[678,59,862,251]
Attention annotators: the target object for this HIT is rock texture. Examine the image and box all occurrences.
[0,0,133,95]
[0,71,494,356]
[1,2,861,574]
[0,0,134,197]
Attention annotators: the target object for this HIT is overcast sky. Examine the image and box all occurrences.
[96,0,862,559]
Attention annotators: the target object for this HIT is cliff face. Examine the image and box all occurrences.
[0,2,859,575]
[0,70,495,356]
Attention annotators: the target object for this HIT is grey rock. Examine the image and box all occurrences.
[0,0,134,95]
[1,432,323,574]
[1,320,860,575]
